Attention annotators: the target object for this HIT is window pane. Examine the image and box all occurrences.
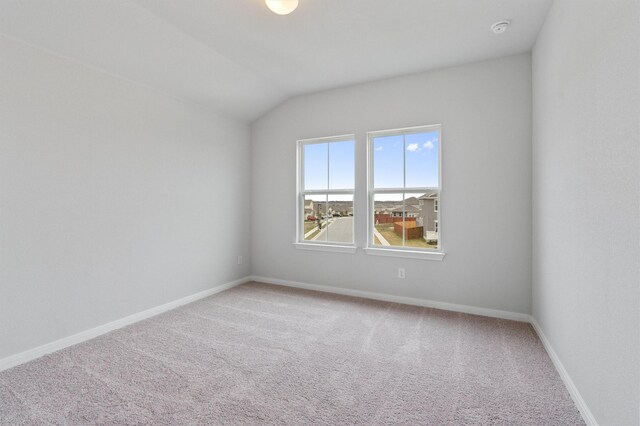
[373,192,438,249]
[304,143,327,190]
[329,140,355,190]
[373,193,404,247]
[303,194,327,242]
[405,131,439,188]
[325,195,354,244]
[373,135,403,188]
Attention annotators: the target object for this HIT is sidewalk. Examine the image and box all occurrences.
[307,219,334,240]
[373,228,390,246]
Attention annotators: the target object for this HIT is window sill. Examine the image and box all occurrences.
[294,243,357,254]
[364,247,445,261]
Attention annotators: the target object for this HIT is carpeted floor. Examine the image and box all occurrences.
[0,282,584,425]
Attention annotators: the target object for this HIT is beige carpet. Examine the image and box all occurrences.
[0,282,583,425]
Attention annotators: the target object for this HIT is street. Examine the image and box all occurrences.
[312,217,353,243]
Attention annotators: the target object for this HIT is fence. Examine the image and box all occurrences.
[393,221,424,240]
[374,214,417,225]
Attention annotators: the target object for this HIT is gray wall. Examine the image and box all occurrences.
[251,54,533,315]
[0,36,251,359]
[532,1,640,424]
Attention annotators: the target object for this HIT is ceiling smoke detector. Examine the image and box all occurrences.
[491,20,510,34]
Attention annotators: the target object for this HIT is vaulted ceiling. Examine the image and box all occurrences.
[0,0,552,121]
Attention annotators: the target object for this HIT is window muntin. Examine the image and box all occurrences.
[368,125,441,251]
[298,136,355,246]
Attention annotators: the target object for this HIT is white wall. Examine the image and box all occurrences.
[0,36,251,360]
[532,1,640,424]
[251,54,532,315]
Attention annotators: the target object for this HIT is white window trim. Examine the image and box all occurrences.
[295,134,356,252]
[366,124,444,260]
[364,247,444,261]
[294,242,357,253]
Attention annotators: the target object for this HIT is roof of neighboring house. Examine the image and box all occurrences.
[376,203,396,209]
[304,200,313,207]
[405,196,420,205]
[391,205,422,213]
[418,193,438,200]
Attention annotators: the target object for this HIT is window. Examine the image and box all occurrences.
[296,135,355,252]
[367,125,442,258]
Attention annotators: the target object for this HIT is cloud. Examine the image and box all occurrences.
[374,146,383,151]
[423,140,434,150]
[406,143,419,152]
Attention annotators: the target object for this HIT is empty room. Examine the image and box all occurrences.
[1,0,638,424]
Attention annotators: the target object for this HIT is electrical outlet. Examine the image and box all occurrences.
[237,255,243,265]
[398,268,405,279]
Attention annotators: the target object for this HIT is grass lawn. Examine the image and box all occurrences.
[374,224,437,249]
[304,220,329,241]
[304,220,319,234]
[305,229,321,240]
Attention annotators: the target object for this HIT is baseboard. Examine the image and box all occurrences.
[529,317,598,426]
[0,276,251,373]
[249,275,530,322]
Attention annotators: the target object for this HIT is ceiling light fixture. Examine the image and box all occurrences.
[490,20,510,34]
[265,0,299,15]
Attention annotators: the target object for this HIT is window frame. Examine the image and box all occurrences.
[365,124,444,261]
[295,134,357,253]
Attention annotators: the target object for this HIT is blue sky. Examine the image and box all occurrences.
[304,140,355,190]
[373,131,439,188]
[303,131,438,202]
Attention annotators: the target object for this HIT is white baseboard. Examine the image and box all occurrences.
[249,275,531,322]
[0,276,251,373]
[529,317,598,426]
